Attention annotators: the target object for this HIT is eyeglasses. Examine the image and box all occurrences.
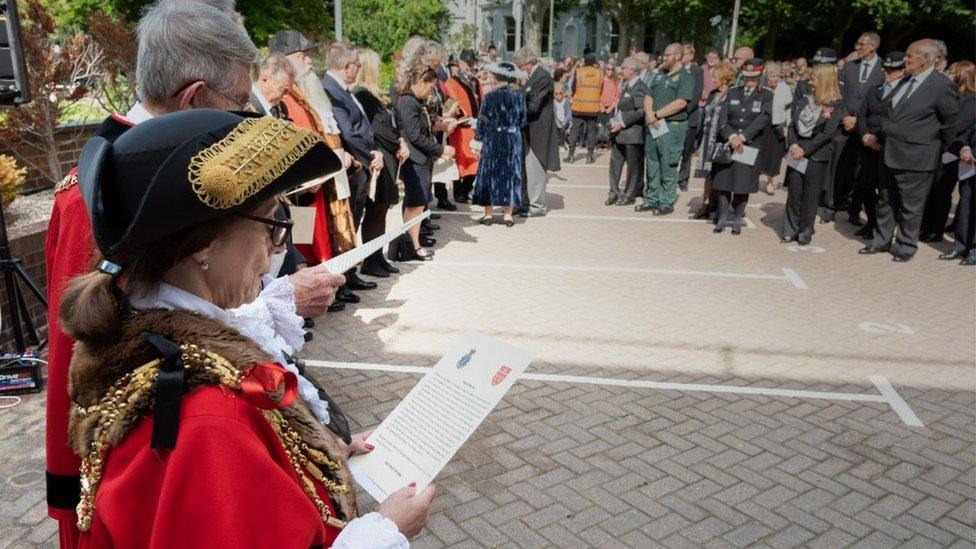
[237,213,294,247]
[171,80,250,111]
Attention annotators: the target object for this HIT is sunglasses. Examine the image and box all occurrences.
[237,213,294,247]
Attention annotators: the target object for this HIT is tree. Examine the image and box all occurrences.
[341,0,451,59]
[0,0,102,185]
[86,10,137,115]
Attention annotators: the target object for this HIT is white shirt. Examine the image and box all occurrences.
[858,55,878,82]
[771,80,793,126]
[251,83,274,115]
[327,71,367,116]
[892,65,934,107]
[127,281,408,549]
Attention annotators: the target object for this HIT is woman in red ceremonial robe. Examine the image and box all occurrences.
[61,110,433,548]
[441,52,482,203]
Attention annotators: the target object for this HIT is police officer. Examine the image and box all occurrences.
[711,58,773,234]
[854,52,907,239]
[807,47,846,223]
[637,42,695,216]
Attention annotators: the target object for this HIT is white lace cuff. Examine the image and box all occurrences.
[331,513,408,549]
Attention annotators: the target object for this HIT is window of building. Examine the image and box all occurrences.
[609,18,619,54]
[505,16,517,52]
[541,10,550,55]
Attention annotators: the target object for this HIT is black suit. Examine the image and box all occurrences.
[921,93,976,237]
[608,78,648,202]
[678,63,705,187]
[853,81,899,232]
[828,58,885,216]
[322,73,377,230]
[871,70,960,256]
[782,97,844,242]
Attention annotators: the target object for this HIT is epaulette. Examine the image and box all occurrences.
[54,171,78,194]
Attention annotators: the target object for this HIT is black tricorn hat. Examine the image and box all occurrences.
[883,51,906,69]
[78,109,341,258]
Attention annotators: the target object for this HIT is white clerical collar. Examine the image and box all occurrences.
[327,71,349,91]
[251,83,274,114]
[124,102,154,124]
[128,282,230,324]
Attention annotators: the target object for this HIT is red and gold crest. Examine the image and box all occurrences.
[491,365,512,387]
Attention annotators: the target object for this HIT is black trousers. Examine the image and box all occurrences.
[361,199,389,269]
[715,191,749,229]
[454,174,475,201]
[872,166,934,256]
[920,164,956,237]
[954,177,976,252]
[568,115,598,153]
[348,168,368,231]
[824,133,856,211]
[852,148,880,230]
[782,161,828,242]
[609,141,644,202]
[678,122,699,185]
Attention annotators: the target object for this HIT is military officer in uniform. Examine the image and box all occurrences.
[637,42,695,216]
[855,52,907,239]
[711,58,773,234]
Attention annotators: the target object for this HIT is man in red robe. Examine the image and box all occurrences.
[442,48,482,204]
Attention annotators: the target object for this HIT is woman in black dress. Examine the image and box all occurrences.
[780,63,844,245]
[691,61,736,219]
[711,58,773,234]
[354,49,408,276]
[390,65,455,261]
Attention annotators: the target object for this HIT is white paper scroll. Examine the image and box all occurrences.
[320,210,430,274]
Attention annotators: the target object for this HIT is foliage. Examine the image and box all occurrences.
[0,0,102,184]
[342,0,451,59]
[0,155,27,209]
[235,0,334,46]
[86,10,137,114]
[446,23,478,54]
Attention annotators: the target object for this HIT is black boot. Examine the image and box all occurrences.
[564,148,575,163]
[586,150,595,164]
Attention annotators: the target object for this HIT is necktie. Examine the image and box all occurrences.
[897,78,917,107]
[860,63,869,83]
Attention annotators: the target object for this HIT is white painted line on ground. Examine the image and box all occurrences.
[402,259,805,288]
[304,359,922,426]
[561,163,612,168]
[438,210,758,228]
[869,375,925,427]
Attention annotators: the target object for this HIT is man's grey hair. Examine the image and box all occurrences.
[860,31,881,48]
[161,0,236,13]
[260,54,296,82]
[913,39,940,62]
[326,41,359,71]
[401,36,427,66]
[422,41,448,66]
[514,47,539,66]
[634,51,650,64]
[136,2,257,106]
[932,39,947,59]
[620,56,642,71]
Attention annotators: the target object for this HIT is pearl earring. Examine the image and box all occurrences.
[201,259,209,271]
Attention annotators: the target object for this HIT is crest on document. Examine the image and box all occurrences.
[457,349,476,369]
[491,365,512,387]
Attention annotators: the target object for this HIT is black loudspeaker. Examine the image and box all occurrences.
[0,0,29,105]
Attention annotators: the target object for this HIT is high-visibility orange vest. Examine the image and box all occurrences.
[571,66,603,115]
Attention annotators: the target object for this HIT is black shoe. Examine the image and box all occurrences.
[731,226,742,235]
[962,251,976,266]
[797,238,810,246]
[586,152,595,164]
[361,264,390,278]
[819,210,835,223]
[346,274,377,291]
[848,215,864,226]
[780,235,795,243]
[689,209,709,220]
[378,254,399,273]
[425,223,441,231]
[336,286,360,303]
[859,245,890,255]
[605,196,618,206]
[918,233,942,243]
[652,205,674,216]
[479,217,492,226]
[454,195,470,204]
[616,199,634,206]
[437,200,458,211]
[516,211,529,218]
[853,225,872,237]
[939,250,965,261]
[327,302,346,312]
[564,151,574,162]
[303,317,315,329]
[678,181,688,192]
[505,219,515,227]
[420,235,437,247]
[891,253,912,262]
[635,203,656,212]
[429,213,442,220]
[713,226,725,234]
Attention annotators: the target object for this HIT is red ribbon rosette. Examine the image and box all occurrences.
[239,362,298,410]
[821,105,835,119]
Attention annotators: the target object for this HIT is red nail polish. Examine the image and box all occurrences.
[409,481,416,487]
[365,444,375,451]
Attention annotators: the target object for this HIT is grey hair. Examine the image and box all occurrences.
[932,39,947,59]
[422,41,447,66]
[401,36,427,66]
[326,41,359,71]
[860,31,881,47]
[136,2,257,105]
[634,51,650,64]
[513,47,538,65]
[620,56,642,71]
[260,54,295,82]
[914,39,940,61]
[160,0,236,13]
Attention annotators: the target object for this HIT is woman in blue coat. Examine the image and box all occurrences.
[472,62,527,227]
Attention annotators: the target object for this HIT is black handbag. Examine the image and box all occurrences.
[711,142,733,164]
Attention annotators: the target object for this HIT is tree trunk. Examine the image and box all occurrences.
[523,0,548,55]
[762,15,780,59]
[830,12,855,52]
[42,105,62,184]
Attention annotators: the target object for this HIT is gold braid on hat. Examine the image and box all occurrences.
[188,117,321,209]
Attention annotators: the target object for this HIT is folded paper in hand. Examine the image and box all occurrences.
[648,121,669,139]
[960,160,976,181]
[732,146,759,166]
[349,332,533,502]
[321,210,429,275]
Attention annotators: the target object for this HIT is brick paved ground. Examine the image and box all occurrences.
[2,150,974,547]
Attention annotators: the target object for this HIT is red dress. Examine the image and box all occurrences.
[78,387,342,549]
[442,75,481,178]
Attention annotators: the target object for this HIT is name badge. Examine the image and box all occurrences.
[753,100,762,111]
[730,99,741,105]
